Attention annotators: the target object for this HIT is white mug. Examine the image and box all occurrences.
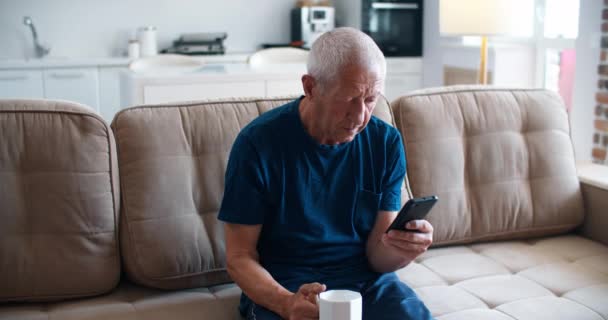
[319,290,362,320]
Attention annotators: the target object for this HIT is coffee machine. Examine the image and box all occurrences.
[291,6,335,48]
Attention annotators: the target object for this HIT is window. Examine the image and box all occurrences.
[440,0,581,104]
[544,0,580,39]
[536,0,580,111]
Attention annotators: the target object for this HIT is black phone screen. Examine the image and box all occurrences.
[385,195,438,233]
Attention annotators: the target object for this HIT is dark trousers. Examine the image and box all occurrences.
[242,272,433,320]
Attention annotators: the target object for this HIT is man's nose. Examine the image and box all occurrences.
[350,100,366,125]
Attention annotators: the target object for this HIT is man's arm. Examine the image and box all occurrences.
[224,223,326,319]
[365,211,433,273]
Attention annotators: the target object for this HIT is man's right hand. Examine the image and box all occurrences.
[225,223,326,319]
[282,282,327,320]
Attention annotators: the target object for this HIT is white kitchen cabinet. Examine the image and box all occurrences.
[1,58,131,121]
[384,74,422,102]
[266,79,303,97]
[122,64,307,106]
[0,69,44,99]
[99,67,126,122]
[143,81,266,104]
[386,58,423,74]
[122,59,423,105]
[43,67,99,112]
[384,57,423,102]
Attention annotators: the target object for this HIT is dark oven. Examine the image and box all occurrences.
[362,0,423,57]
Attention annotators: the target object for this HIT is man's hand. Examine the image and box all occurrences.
[381,219,433,261]
[281,282,327,320]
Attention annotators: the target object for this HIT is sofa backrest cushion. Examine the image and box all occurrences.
[111,95,394,289]
[0,99,120,302]
[391,86,584,246]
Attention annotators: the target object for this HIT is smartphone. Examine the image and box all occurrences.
[385,195,438,233]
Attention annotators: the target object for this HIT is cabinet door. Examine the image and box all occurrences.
[386,58,423,74]
[384,74,422,102]
[0,70,44,99]
[43,68,99,112]
[266,79,303,97]
[99,67,126,123]
[143,81,265,104]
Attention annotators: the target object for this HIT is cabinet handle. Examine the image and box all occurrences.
[371,3,419,10]
[49,72,85,79]
[0,75,28,81]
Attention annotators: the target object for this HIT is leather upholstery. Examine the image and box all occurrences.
[392,86,585,246]
[0,99,120,302]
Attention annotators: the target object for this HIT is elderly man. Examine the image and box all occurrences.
[218,27,433,320]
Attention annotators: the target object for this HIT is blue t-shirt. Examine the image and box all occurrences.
[218,97,406,287]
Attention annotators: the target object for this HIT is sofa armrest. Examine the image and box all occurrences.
[577,162,608,246]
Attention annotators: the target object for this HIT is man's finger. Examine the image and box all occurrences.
[301,303,320,317]
[384,237,429,253]
[406,219,433,233]
[295,297,320,319]
[387,230,432,246]
[305,292,318,304]
[299,282,326,296]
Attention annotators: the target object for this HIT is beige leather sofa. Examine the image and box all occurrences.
[1,86,607,320]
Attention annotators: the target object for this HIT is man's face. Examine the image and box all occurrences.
[314,64,384,144]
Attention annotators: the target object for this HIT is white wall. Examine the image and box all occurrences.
[571,0,602,162]
[0,0,294,59]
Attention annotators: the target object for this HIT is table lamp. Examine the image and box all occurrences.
[440,0,523,84]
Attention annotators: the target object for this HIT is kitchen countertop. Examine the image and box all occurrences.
[0,53,251,70]
[125,63,307,81]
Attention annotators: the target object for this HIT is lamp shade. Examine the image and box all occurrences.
[440,0,527,36]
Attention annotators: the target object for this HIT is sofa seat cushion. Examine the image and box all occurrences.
[2,235,605,320]
[0,99,120,302]
[398,235,608,319]
[0,282,242,320]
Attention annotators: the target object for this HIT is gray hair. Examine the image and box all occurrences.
[307,27,386,88]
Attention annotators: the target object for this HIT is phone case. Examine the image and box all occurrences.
[386,195,438,233]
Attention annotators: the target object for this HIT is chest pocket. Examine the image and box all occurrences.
[354,189,382,237]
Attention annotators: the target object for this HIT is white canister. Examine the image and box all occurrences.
[138,26,158,57]
[128,39,140,59]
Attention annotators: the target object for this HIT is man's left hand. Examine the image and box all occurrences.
[381,220,433,261]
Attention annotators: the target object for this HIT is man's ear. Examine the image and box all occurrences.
[302,74,316,98]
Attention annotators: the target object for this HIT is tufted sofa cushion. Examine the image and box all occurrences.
[399,235,608,320]
[1,235,604,320]
[0,282,242,320]
[391,86,585,246]
[111,95,396,289]
[0,99,120,302]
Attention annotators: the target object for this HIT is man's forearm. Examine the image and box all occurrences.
[366,237,414,273]
[227,255,293,317]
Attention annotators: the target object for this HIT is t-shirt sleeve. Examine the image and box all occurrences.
[218,133,269,225]
[379,130,406,211]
